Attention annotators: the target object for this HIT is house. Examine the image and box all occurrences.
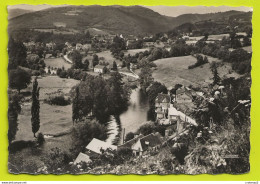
[175,86,193,103]
[74,152,91,165]
[155,93,171,120]
[131,132,163,156]
[168,104,179,123]
[82,44,91,51]
[85,138,117,155]
[94,65,105,73]
[76,43,83,50]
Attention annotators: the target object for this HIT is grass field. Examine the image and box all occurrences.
[16,76,79,141]
[96,51,121,65]
[44,57,72,70]
[152,55,239,88]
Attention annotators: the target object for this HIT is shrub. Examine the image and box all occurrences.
[44,94,71,106]
[188,55,208,69]
[37,132,45,146]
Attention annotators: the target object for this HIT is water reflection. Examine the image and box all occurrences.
[119,88,150,137]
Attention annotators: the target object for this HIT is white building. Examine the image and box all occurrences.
[86,138,117,155]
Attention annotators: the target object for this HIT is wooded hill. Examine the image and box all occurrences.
[8,5,252,36]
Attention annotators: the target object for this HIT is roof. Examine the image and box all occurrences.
[94,65,105,69]
[155,93,171,103]
[139,132,163,151]
[74,152,91,165]
[118,134,144,149]
[168,105,179,116]
[176,86,193,96]
[86,138,117,154]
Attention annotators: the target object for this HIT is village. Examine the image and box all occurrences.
[7,5,252,175]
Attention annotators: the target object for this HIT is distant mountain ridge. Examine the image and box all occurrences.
[8,8,33,19]
[8,5,252,36]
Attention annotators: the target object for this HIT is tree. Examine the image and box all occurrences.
[31,77,40,138]
[83,59,89,71]
[137,123,156,136]
[112,61,117,71]
[8,94,21,143]
[210,62,221,86]
[107,72,129,114]
[70,50,83,69]
[122,60,126,68]
[92,54,99,67]
[9,68,31,93]
[125,132,135,142]
[139,65,153,91]
[8,37,27,69]
[147,81,167,105]
[110,36,126,57]
[229,48,251,63]
[72,86,80,124]
[243,37,251,47]
[71,119,108,156]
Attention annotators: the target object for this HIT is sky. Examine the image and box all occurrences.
[8,5,252,17]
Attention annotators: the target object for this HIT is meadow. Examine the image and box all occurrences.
[152,55,238,88]
[16,76,79,142]
[44,57,72,70]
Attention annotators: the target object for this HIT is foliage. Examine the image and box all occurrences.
[91,147,133,167]
[125,132,135,142]
[147,81,167,105]
[71,119,108,157]
[43,147,72,173]
[69,50,83,69]
[31,78,40,138]
[112,61,117,71]
[139,65,154,91]
[44,94,71,106]
[72,86,80,124]
[188,55,208,69]
[72,73,130,122]
[83,58,89,70]
[26,54,46,71]
[8,93,22,143]
[9,68,31,93]
[110,36,126,57]
[8,37,27,69]
[210,61,221,86]
[37,132,45,146]
[92,54,99,67]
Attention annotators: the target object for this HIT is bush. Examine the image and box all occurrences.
[44,95,71,106]
[37,132,45,146]
[125,132,135,142]
[188,55,208,69]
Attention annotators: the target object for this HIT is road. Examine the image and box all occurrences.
[119,69,139,79]
[63,55,73,64]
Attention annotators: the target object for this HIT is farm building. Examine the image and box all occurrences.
[85,138,117,155]
[131,132,163,156]
[94,65,105,73]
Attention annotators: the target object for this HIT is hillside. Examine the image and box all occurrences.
[8,5,175,35]
[8,8,33,19]
[8,5,252,36]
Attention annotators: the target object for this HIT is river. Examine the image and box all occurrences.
[118,87,151,143]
